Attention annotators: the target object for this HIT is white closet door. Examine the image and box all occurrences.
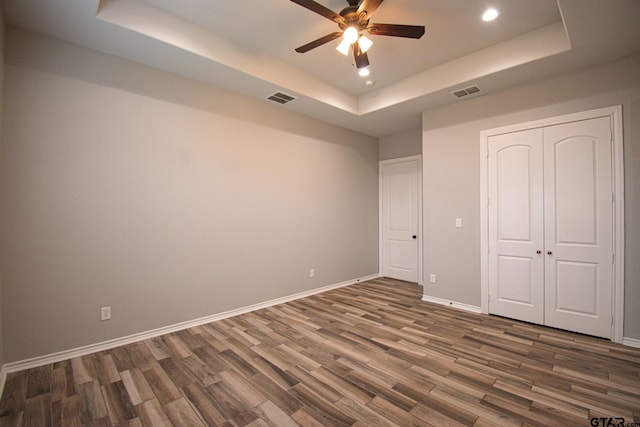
[488,128,544,324]
[543,117,613,338]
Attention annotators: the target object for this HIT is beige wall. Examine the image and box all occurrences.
[0,29,379,362]
[379,129,422,161]
[422,54,640,340]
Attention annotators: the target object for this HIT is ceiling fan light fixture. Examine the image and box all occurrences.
[357,35,373,53]
[358,67,370,77]
[291,0,426,73]
[336,39,351,55]
[343,26,359,44]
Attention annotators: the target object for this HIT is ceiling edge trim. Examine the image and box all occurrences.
[95,0,359,114]
[358,22,571,115]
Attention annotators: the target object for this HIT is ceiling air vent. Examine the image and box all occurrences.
[267,92,296,105]
[450,85,483,100]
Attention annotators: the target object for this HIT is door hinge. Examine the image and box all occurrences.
[611,192,615,203]
[612,253,615,264]
[612,316,614,326]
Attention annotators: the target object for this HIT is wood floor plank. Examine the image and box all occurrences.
[246,356,299,390]
[125,341,160,373]
[71,356,97,385]
[140,366,182,405]
[25,366,51,400]
[162,335,196,360]
[108,346,136,373]
[135,398,171,427]
[429,385,522,427]
[143,338,172,362]
[218,349,260,378]
[163,397,206,427]
[289,383,356,426]
[250,372,303,415]
[345,368,417,412]
[180,382,226,426]
[120,369,155,406]
[205,382,259,425]
[157,358,196,390]
[75,380,108,423]
[101,381,137,425]
[1,278,639,426]
[290,406,328,427]
[255,400,299,427]
[23,394,51,427]
[177,356,219,387]
[93,354,121,386]
[366,395,427,427]
[309,367,375,405]
[51,366,73,403]
[334,395,398,427]
[0,372,27,419]
[63,395,90,426]
[286,366,343,403]
[409,392,479,425]
[218,369,267,408]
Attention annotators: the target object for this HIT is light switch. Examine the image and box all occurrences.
[455,218,462,228]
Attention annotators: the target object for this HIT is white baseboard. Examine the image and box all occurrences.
[0,273,380,398]
[421,294,482,314]
[622,337,640,348]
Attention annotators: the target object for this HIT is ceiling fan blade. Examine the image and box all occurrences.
[290,0,345,25]
[367,23,425,39]
[356,0,384,21]
[295,32,343,53]
[353,44,370,69]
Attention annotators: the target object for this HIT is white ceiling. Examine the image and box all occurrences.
[2,0,640,137]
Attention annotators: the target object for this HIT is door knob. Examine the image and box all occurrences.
[536,250,542,254]
[547,251,553,255]
[412,235,417,239]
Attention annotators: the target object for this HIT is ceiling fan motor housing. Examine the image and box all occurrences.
[338,7,369,31]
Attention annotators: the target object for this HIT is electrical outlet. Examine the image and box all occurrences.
[101,306,111,321]
[455,218,463,228]
[309,268,315,278]
[429,274,436,284]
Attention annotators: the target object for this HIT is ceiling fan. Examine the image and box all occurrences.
[290,0,425,69]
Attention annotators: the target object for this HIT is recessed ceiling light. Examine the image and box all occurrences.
[482,8,499,22]
[365,80,375,86]
[358,68,370,77]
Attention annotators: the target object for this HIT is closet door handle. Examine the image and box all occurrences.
[536,250,542,254]
[547,251,553,255]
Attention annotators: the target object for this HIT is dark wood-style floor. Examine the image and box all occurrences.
[0,278,639,426]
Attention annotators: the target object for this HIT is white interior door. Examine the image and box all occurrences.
[381,159,419,282]
[543,117,613,338]
[488,129,545,324]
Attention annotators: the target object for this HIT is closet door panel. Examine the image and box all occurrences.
[488,129,544,324]
[543,117,613,338]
